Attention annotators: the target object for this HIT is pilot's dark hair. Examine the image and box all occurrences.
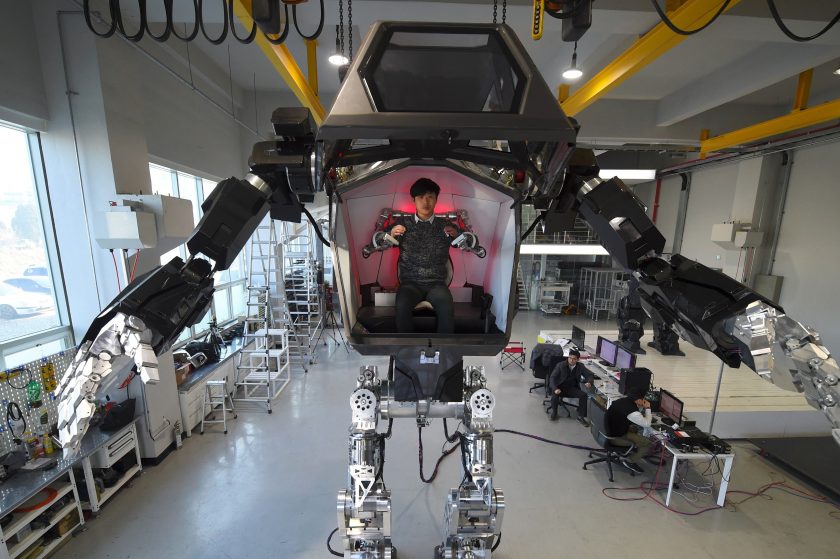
[627,386,648,401]
[410,178,440,198]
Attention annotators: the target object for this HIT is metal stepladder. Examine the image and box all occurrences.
[235,222,292,413]
[279,221,323,369]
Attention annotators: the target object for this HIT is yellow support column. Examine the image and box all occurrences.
[700,98,840,154]
[698,128,710,159]
[232,0,326,124]
[561,0,741,117]
[557,84,570,103]
[792,69,813,112]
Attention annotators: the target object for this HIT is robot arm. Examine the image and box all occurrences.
[557,148,840,444]
[57,111,317,454]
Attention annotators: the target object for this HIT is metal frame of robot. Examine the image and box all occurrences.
[54,21,839,559]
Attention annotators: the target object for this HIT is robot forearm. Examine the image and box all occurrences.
[568,164,839,442]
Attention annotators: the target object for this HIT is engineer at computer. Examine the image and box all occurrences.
[548,349,594,424]
[604,386,654,473]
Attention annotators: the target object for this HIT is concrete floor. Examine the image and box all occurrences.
[57,312,838,558]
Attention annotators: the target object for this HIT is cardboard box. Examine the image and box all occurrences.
[175,363,192,386]
[55,511,79,536]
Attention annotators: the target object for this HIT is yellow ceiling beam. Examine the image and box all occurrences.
[700,98,840,155]
[561,0,741,117]
[792,69,813,111]
[305,39,319,97]
[232,0,326,124]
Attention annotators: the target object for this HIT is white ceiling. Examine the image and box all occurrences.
[121,0,840,147]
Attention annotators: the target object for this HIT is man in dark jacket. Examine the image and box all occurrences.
[390,178,461,333]
[548,349,594,424]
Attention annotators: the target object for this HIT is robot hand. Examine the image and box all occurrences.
[56,312,162,455]
[731,301,840,444]
[56,255,217,455]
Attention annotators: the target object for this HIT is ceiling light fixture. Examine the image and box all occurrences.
[562,42,583,81]
[329,25,348,66]
[834,65,840,76]
[599,169,657,181]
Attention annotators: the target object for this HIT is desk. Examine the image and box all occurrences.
[537,330,568,344]
[659,440,735,507]
[585,360,623,407]
[77,419,142,515]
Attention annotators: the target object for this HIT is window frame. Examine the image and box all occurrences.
[0,125,73,370]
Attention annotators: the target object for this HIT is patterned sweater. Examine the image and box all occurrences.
[395,215,460,285]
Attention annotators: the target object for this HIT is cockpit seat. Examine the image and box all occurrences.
[356,302,496,334]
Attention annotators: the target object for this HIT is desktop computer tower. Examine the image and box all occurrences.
[619,367,652,396]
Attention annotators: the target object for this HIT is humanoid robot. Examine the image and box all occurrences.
[616,278,647,354]
[56,22,839,559]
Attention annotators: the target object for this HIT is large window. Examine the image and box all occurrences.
[0,123,71,369]
[150,163,247,342]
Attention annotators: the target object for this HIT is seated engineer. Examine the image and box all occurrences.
[548,350,594,424]
[604,386,654,474]
[390,178,461,334]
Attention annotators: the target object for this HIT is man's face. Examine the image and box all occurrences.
[414,192,438,219]
[567,355,579,366]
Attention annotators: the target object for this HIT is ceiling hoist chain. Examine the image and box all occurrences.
[492,0,507,24]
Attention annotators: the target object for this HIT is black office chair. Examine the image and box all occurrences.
[582,398,637,482]
[529,360,550,394]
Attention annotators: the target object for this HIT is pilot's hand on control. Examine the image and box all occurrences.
[390,225,406,237]
[444,225,458,238]
[554,389,562,395]
[585,382,592,389]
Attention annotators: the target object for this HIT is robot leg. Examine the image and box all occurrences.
[337,365,395,559]
[436,366,504,559]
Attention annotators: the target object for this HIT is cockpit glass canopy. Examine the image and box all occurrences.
[364,28,523,113]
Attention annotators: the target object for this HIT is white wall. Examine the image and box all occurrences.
[679,164,738,270]
[772,141,840,353]
[0,1,48,130]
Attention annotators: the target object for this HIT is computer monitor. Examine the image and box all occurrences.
[616,346,636,370]
[598,338,618,367]
[571,325,586,349]
[659,389,684,426]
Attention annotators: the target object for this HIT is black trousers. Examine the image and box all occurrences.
[395,282,454,333]
[549,385,589,418]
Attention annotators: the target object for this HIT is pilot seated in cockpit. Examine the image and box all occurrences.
[389,178,461,333]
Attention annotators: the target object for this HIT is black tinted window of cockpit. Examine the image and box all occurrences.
[365,30,522,113]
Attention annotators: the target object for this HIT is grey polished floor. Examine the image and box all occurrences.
[57,312,838,558]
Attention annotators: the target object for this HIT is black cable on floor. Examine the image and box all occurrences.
[495,428,602,452]
[491,529,502,551]
[327,527,342,556]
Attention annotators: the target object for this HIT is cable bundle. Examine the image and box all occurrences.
[82,0,324,45]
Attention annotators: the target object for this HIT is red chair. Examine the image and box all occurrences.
[500,341,526,371]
